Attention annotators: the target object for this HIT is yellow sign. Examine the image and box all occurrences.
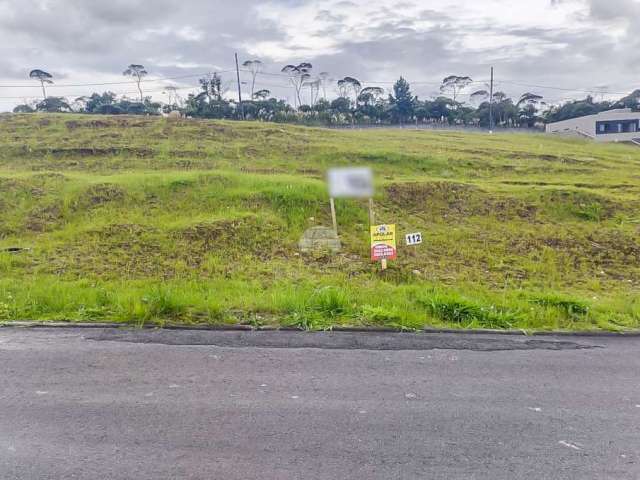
[370,224,397,261]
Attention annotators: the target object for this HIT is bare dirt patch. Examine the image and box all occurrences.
[44,147,154,158]
[176,218,289,262]
[538,190,619,220]
[508,230,640,274]
[0,177,46,198]
[80,183,126,207]
[587,231,640,267]
[386,182,537,220]
[25,202,64,232]
[513,153,585,165]
[240,167,287,175]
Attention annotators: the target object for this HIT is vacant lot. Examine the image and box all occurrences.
[1,113,639,331]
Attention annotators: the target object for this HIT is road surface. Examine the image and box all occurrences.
[0,327,639,479]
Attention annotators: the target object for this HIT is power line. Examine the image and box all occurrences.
[0,83,204,100]
[0,70,236,88]
[0,66,635,107]
[1,66,635,97]
[496,79,632,96]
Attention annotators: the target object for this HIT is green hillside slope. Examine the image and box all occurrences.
[1,113,639,331]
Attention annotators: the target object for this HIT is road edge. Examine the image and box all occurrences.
[1,321,638,337]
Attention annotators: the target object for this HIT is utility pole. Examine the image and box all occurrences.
[488,66,494,134]
[235,53,245,120]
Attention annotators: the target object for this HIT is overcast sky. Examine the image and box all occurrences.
[0,0,638,110]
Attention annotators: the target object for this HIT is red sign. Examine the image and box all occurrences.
[371,243,397,261]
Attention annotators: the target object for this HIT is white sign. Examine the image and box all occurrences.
[327,167,374,199]
[405,232,423,246]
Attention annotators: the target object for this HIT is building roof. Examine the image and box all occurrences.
[547,108,639,126]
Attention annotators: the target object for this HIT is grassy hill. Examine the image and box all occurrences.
[1,113,639,331]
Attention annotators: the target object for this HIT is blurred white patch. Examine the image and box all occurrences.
[327,167,374,199]
[35,391,48,395]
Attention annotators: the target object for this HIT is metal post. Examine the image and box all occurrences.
[235,53,245,120]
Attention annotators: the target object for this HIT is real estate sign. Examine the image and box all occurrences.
[370,224,397,261]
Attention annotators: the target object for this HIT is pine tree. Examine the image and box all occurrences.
[389,77,415,123]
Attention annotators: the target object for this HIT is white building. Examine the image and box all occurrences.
[546,108,640,145]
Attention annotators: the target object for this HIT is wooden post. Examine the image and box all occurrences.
[330,197,338,235]
[368,198,375,227]
[369,198,387,270]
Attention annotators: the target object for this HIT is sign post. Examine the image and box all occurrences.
[327,167,374,236]
[370,224,397,270]
[368,198,375,226]
[330,197,338,234]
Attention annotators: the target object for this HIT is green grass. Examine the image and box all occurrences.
[1,113,639,331]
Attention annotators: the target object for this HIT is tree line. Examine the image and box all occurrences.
[14,64,640,128]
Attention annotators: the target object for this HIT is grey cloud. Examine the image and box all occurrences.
[0,0,638,110]
[587,0,640,20]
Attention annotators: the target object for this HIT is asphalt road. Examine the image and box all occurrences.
[1,328,639,480]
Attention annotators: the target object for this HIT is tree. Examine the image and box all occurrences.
[356,87,385,122]
[35,96,71,113]
[517,93,544,128]
[470,89,489,105]
[163,86,181,108]
[13,103,36,113]
[317,72,331,100]
[484,94,518,127]
[330,96,351,114]
[616,89,640,111]
[389,77,415,123]
[517,92,544,107]
[185,74,233,119]
[440,75,473,103]
[242,60,263,99]
[198,73,224,103]
[418,97,458,123]
[543,96,611,123]
[253,89,271,100]
[492,91,508,103]
[29,69,54,100]
[123,64,148,101]
[281,63,312,108]
[358,86,384,107]
[337,77,362,101]
[80,91,117,113]
[303,78,321,105]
